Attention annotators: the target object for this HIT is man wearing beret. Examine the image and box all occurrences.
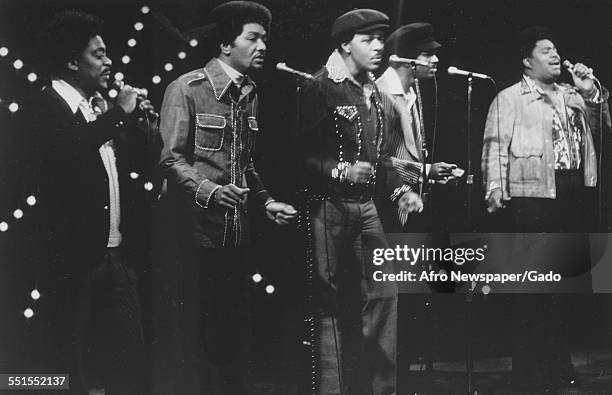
[158,1,296,393]
[376,22,461,231]
[296,9,410,395]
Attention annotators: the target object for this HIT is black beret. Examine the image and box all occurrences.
[386,22,441,58]
[209,1,272,31]
[331,9,390,42]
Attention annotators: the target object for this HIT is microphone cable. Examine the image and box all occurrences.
[431,72,439,165]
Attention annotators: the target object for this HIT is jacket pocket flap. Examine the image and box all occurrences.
[510,126,544,158]
[196,114,226,129]
[335,105,359,122]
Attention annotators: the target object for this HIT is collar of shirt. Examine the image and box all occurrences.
[325,49,377,105]
[204,58,255,102]
[520,74,563,97]
[51,79,88,114]
[217,58,245,86]
[325,49,376,89]
[380,67,416,108]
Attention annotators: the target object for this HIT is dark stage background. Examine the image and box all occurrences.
[2,0,612,392]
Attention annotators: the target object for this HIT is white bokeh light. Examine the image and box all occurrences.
[31,289,41,300]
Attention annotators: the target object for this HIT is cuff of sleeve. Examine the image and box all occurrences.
[195,180,221,209]
[390,157,422,186]
[584,87,603,104]
[484,182,504,200]
[390,184,412,202]
[255,189,272,207]
[104,106,129,127]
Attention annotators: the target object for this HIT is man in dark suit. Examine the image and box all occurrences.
[29,10,155,395]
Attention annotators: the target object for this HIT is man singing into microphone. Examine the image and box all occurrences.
[481,26,610,391]
[30,10,157,394]
[376,23,462,231]
[482,26,610,230]
[296,9,411,394]
[158,1,296,393]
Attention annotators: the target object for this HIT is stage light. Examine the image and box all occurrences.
[13,209,23,219]
[144,182,153,191]
[8,102,19,113]
[130,172,139,180]
[121,55,131,64]
[108,89,118,99]
[134,22,144,31]
[0,222,8,232]
[127,38,137,47]
[164,63,173,72]
[189,39,198,47]
[26,195,36,206]
[141,6,150,14]
[252,273,262,283]
[0,47,8,57]
[152,75,161,84]
[482,285,491,295]
[27,73,37,82]
[114,72,124,81]
[24,308,34,318]
[31,289,40,300]
[13,59,23,70]
[177,51,187,60]
[265,285,275,294]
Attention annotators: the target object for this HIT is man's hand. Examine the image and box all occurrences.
[138,99,157,118]
[429,162,457,180]
[116,84,139,114]
[568,62,596,96]
[398,191,423,213]
[486,188,505,213]
[265,201,298,225]
[215,184,250,209]
[346,161,373,184]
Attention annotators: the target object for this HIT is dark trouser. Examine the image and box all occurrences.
[76,248,144,395]
[510,170,596,233]
[39,248,145,395]
[306,198,397,395]
[178,247,251,395]
[509,170,593,390]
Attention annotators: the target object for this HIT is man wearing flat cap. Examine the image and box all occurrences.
[296,8,407,395]
[158,1,296,393]
[377,22,461,231]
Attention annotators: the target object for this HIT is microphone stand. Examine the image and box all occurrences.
[459,75,477,395]
[466,75,474,230]
[411,63,429,200]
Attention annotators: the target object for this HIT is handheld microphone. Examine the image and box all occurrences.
[111,80,158,118]
[562,60,596,80]
[112,80,148,97]
[447,66,491,80]
[276,63,313,80]
[389,54,431,67]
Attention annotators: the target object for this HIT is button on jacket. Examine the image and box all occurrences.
[159,58,270,247]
